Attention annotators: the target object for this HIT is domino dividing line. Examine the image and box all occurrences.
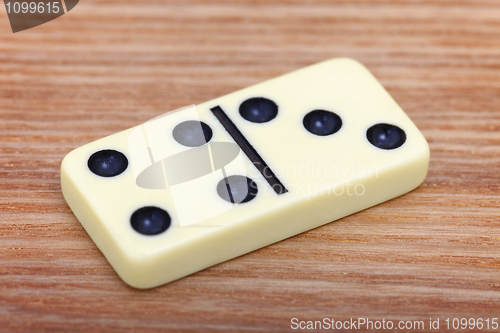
[210,106,288,195]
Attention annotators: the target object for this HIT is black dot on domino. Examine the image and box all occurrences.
[131,206,171,235]
[367,123,406,150]
[173,121,213,147]
[303,110,342,136]
[217,175,258,204]
[88,149,128,177]
[239,97,278,123]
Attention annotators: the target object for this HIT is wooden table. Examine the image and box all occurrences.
[1,0,499,331]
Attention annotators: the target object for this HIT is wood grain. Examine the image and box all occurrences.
[1,0,499,332]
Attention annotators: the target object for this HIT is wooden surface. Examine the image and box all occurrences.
[1,0,499,332]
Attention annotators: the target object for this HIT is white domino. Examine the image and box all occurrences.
[61,58,430,289]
